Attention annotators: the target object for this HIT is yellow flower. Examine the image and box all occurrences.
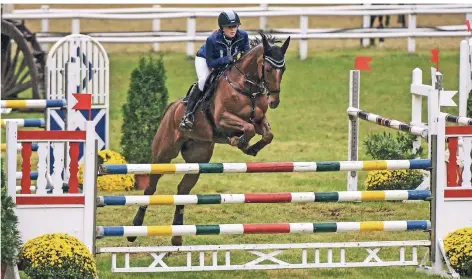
[19,233,97,278]
[78,149,135,192]
[444,227,472,276]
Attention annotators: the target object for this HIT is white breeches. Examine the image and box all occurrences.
[195,56,211,91]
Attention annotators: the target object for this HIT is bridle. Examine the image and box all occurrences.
[261,53,286,94]
[224,50,286,98]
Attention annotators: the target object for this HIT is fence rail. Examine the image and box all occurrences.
[3,4,472,59]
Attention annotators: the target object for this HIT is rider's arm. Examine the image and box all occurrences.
[205,37,231,68]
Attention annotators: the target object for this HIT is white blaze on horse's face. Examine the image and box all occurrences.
[260,34,291,109]
[266,65,282,109]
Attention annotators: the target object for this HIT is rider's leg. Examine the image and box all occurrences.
[180,57,210,129]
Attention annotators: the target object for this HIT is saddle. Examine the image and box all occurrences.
[181,65,229,112]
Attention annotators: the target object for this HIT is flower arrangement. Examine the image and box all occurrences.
[364,169,424,190]
[444,227,472,276]
[19,233,97,279]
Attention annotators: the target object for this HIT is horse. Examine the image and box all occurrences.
[127,32,291,246]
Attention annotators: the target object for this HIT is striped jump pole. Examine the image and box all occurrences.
[1,119,45,128]
[2,143,39,152]
[1,99,66,109]
[96,220,431,237]
[445,114,472,125]
[347,107,429,139]
[97,190,431,206]
[99,159,431,175]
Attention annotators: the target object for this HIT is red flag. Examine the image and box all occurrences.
[354,56,372,71]
[72,93,92,120]
[466,20,471,32]
[431,49,439,72]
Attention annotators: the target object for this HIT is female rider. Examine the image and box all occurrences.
[179,10,250,130]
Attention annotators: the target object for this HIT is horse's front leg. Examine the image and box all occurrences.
[216,112,256,153]
[245,116,273,157]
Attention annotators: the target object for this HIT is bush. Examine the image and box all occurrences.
[120,54,169,164]
[1,161,23,266]
[364,131,424,160]
[467,94,472,118]
[364,169,425,190]
[78,149,134,192]
[363,132,425,190]
[444,227,472,276]
[19,233,97,279]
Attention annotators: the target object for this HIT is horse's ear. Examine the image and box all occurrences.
[281,36,291,54]
[261,33,271,55]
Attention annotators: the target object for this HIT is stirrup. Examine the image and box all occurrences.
[179,114,195,129]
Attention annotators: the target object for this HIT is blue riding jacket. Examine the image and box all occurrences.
[196,29,250,69]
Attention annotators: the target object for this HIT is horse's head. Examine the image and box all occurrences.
[230,32,290,109]
[256,33,290,109]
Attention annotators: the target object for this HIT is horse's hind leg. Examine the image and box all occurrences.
[171,140,215,246]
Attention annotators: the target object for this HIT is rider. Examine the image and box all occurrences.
[179,10,250,130]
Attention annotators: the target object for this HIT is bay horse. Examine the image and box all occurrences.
[127,32,290,246]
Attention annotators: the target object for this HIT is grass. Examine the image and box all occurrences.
[3,5,467,277]
[5,46,464,278]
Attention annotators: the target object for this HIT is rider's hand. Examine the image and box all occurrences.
[224,53,235,64]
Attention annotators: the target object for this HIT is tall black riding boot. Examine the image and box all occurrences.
[179,85,202,129]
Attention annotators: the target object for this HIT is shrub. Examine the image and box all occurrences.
[1,161,23,266]
[444,227,472,276]
[364,131,423,160]
[467,94,472,118]
[363,131,425,190]
[19,233,97,279]
[120,54,169,164]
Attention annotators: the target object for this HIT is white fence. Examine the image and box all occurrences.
[4,4,472,59]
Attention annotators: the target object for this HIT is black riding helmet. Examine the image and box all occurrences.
[218,10,241,28]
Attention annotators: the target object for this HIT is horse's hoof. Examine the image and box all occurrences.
[127,236,137,242]
[127,211,145,242]
[171,236,183,246]
[245,147,258,157]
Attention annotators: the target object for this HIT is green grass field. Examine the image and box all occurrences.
[5,46,464,278]
[94,48,461,278]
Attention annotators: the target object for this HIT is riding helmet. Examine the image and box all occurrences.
[218,10,241,28]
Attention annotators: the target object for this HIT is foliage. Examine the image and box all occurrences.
[444,227,472,276]
[120,54,169,164]
[1,160,23,265]
[467,94,472,118]
[363,132,425,190]
[78,149,134,191]
[19,233,97,279]
[363,131,424,160]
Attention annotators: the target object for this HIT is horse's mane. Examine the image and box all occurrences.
[234,32,282,64]
[249,32,282,49]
